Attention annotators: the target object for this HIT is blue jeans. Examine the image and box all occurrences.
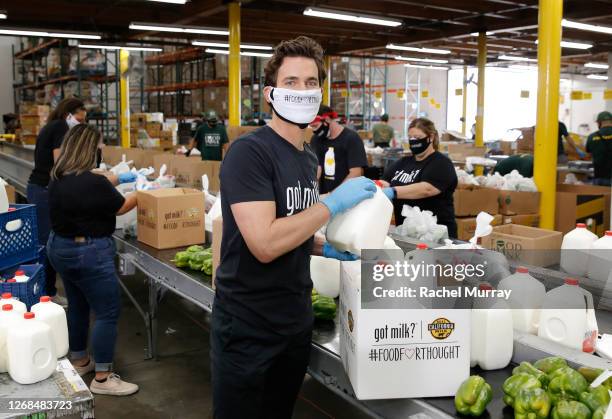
[593,178,611,187]
[46,232,121,372]
[26,183,57,296]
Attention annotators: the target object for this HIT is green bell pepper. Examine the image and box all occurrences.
[312,296,336,320]
[593,406,607,419]
[513,361,550,388]
[503,373,542,407]
[551,400,592,419]
[579,367,612,389]
[534,357,568,374]
[580,385,611,413]
[172,251,192,268]
[454,375,492,417]
[202,258,213,276]
[548,367,589,404]
[186,245,205,253]
[514,388,552,419]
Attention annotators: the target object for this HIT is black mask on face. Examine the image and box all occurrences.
[313,122,330,139]
[208,120,217,128]
[408,136,430,156]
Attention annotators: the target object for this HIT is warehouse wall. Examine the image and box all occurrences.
[560,75,608,136]
[0,37,18,133]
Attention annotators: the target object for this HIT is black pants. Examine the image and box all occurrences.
[211,303,311,419]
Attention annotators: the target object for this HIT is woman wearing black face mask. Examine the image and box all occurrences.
[379,118,458,238]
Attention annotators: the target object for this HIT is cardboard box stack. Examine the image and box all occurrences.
[453,185,499,240]
[442,143,486,163]
[19,103,49,144]
[152,154,221,193]
[556,184,610,236]
[497,190,541,227]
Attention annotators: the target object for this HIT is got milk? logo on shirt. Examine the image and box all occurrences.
[391,169,421,184]
[286,180,319,216]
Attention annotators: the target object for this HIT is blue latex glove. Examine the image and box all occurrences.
[322,243,359,261]
[118,172,137,184]
[321,176,376,217]
[382,187,395,201]
[577,150,586,159]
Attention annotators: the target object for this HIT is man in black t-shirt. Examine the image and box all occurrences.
[213,37,376,419]
[310,105,368,194]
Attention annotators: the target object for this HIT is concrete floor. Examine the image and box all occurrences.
[70,274,371,419]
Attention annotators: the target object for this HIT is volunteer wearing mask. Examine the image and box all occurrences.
[310,105,368,194]
[47,124,138,396]
[27,98,86,303]
[187,110,229,161]
[213,36,375,419]
[586,111,612,186]
[380,118,458,238]
[371,113,394,148]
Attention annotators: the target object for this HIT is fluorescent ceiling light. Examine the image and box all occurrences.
[205,48,272,58]
[562,19,612,35]
[395,55,448,64]
[0,28,101,39]
[0,13,7,19]
[534,39,592,50]
[585,62,609,70]
[192,40,272,50]
[386,44,450,54]
[404,64,448,71]
[498,55,537,62]
[509,64,537,71]
[129,22,229,36]
[79,44,162,52]
[587,74,608,80]
[303,7,402,27]
[470,32,493,36]
[146,0,187,3]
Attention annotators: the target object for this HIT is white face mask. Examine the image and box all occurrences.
[266,87,322,128]
[66,113,80,129]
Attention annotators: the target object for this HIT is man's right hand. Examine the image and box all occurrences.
[321,176,376,217]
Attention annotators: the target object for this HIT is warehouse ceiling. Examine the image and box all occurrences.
[1,0,611,68]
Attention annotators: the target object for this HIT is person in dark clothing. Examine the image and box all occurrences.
[494,154,534,178]
[557,121,584,163]
[212,36,375,419]
[47,124,138,396]
[309,105,368,194]
[187,110,229,161]
[27,98,86,302]
[380,118,458,238]
[586,111,612,186]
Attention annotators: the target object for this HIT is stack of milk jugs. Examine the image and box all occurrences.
[0,295,68,384]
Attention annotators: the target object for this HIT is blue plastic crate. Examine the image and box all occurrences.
[0,204,39,271]
[0,263,45,310]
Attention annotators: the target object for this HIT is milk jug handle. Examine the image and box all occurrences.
[591,370,612,388]
[580,287,595,310]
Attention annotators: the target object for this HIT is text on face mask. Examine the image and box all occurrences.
[283,95,320,104]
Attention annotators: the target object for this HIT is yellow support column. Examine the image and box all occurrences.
[119,49,130,148]
[228,2,241,127]
[475,33,486,176]
[461,65,468,136]
[534,0,563,230]
[322,56,331,106]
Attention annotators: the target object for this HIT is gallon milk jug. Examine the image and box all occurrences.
[0,304,19,373]
[7,312,57,385]
[498,266,546,334]
[324,147,335,177]
[470,284,514,370]
[588,231,612,283]
[0,293,26,314]
[326,187,393,256]
[310,256,340,298]
[538,278,599,352]
[13,270,29,283]
[561,223,598,277]
[404,243,436,308]
[0,182,8,213]
[31,296,69,358]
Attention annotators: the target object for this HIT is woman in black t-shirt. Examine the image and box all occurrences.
[380,118,458,238]
[47,124,139,396]
[27,98,87,301]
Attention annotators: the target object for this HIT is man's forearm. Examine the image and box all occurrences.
[394,182,440,199]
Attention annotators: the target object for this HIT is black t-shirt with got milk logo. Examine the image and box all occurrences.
[383,151,458,238]
[217,125,320,335]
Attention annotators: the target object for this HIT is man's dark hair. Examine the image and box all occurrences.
[317,105,333,116]
[49,98,85,121]
[264,36,327,87]
[381,113,389,122]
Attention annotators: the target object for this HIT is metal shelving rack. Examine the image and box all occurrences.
[12,39,121,143]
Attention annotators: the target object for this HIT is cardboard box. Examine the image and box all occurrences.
[441,130,470,142]
[21,135,37,145]
[556,184,611,236]
[173,157,211,189]
[516,126,534,153]
[136,188,206,250]
[227,125,259,143]
[212,215,223,289]
[19,104,49,116]
[5,185,16,204]
[102,146,163,170]
[503,213,540,227]
[498,190,541,216]
[153,153,175,175]
[145,121,162,138]
[209,160,221,193]
[456,214,503,241]
[481,224,562,267]
[159,138,173,151]
[339,261,470,399]
[454,185,499,217]
[445,143,486,162]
